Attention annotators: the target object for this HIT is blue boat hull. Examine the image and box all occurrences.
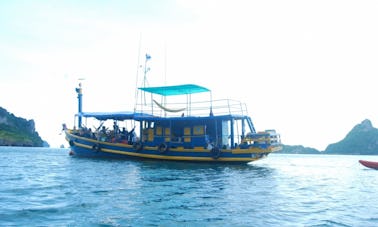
[65,131,272,163]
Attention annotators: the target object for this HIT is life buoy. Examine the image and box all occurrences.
[92,144,101,152]
[158,143,168,153]
[133,142,143,151]
[211,147,221,159]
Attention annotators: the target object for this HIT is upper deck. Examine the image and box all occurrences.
[136,84,250,119]
[135,98,250,119]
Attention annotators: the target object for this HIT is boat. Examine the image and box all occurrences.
[63,83,282,163]
[359,160,378,170]
[63,56,282,163]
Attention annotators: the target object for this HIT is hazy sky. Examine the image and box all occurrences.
[1,0,378,150]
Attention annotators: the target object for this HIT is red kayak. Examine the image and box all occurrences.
[359,160,378,170]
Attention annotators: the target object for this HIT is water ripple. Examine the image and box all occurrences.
[1,148,378,226]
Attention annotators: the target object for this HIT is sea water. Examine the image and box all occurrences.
[0,147,378,227]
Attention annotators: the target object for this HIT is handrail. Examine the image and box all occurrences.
[135,99,249,117]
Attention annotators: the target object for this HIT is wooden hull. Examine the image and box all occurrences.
[65,131,278,163]
[359,160,378,170]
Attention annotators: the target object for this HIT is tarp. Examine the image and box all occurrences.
[76,111,154,121]
[139,84,210,96]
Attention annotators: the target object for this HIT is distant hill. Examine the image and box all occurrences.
[323,119,378,155]
[278,145,320,154]
[0,107,45,147]
[277,119,378,155]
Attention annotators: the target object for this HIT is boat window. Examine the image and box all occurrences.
[156,127,163,136]
[165,128,171,136]
[193,125,204,135]
[184,127,191,136]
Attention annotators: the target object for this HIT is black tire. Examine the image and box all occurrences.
[133,142,143,151]
[211,147,221,159]
[92,144,101,152]
[158,143,168,153]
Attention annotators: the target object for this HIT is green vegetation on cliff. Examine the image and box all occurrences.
[0,107,44,147]
[324,119,378,155]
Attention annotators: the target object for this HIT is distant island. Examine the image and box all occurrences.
[279,119,378,155]
[0,107,46,147]
[278,145,320,154]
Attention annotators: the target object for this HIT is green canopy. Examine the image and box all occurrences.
[139,84,210,96]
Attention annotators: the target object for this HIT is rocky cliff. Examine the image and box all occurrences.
[323,119,378,155]
[0,107,44,147]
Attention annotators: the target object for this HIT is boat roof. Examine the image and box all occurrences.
[76,111,154,121]
[138,84,210,96]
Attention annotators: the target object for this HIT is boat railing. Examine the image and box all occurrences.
[135,99,249,117]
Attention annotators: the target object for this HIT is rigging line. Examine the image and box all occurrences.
[134,33,142,113]
[164,41,167,116]
[164,41,167,86]
[143,53,147,105]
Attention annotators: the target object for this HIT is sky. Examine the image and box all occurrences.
[1,0,378,150]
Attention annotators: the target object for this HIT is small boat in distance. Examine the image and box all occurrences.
[63,55,282,163]
[359,160,378,170]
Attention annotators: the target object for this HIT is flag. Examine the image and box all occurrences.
[146,54,151,61]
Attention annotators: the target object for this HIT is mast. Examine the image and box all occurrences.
[76,83,83,128]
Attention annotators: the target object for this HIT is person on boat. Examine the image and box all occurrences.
[120,127,128,139]
[207,142,214,150]
[84,127,93,138]
[113,121,119,136]
[99,126,108,142]
[100,126,107,134]
[128,127,136,145]
[112,133,121,143]
[81,127,86,137]
[119,127,128,143]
